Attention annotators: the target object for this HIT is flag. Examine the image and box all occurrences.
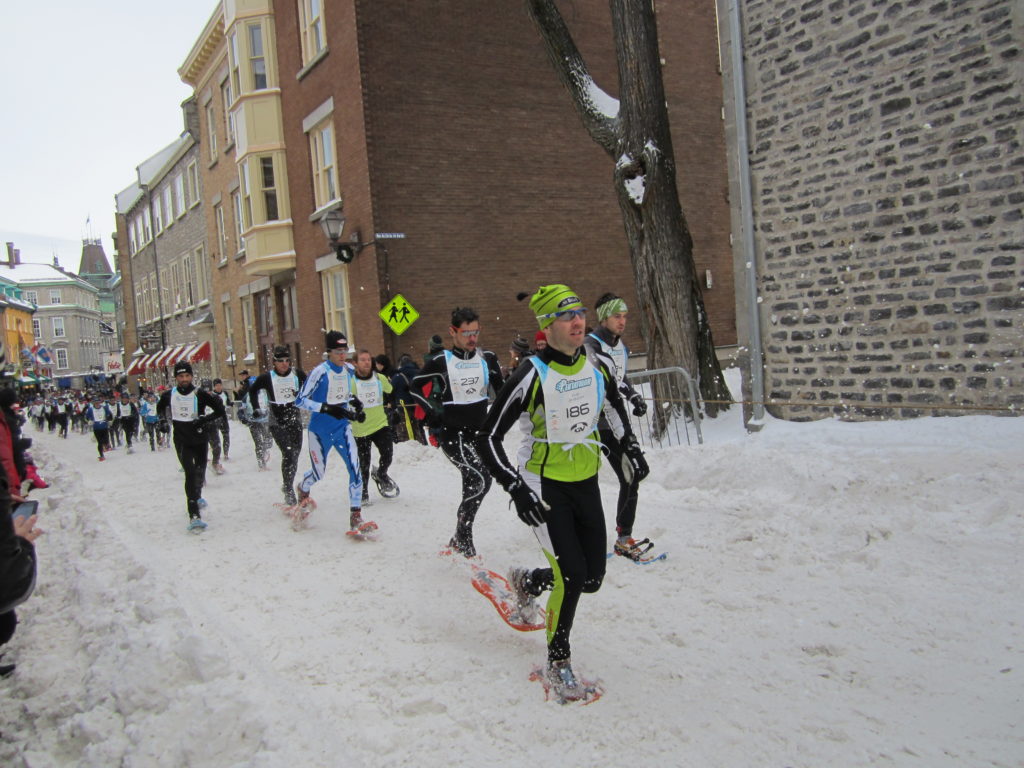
[34,345,52,366]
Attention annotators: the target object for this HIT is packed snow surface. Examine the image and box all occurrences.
[2,378,1021,767]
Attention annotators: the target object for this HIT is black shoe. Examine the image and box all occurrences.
[1,663,16,678]
[448,535,476,558]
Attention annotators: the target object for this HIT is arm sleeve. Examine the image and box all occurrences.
[484,351,505,395]
[156,392,171,421]
[475,362,536,490]
[248,374,270,410]
[294,366,326,412]
[596,354,633,440]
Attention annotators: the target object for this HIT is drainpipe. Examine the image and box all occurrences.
[726,0,765,428]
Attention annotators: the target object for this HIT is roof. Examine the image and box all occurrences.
[116,135,194,214]
[0,262,98,291]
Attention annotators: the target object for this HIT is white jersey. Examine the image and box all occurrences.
[443,350,489,405]
[170,389,199,422]
[270,371,299,405]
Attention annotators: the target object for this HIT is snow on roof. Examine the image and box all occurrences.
[116,135,193,214]
[0,262,96,289]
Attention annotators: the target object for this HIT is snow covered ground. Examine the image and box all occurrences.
[2,372,1022,767]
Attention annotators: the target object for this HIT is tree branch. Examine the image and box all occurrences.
[525,0,620,156]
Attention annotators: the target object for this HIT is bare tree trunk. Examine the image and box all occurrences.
[526,0,731,419]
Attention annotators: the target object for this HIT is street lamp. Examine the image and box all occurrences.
[319,210,379,264]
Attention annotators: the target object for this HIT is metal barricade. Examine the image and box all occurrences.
[625,366,703,447]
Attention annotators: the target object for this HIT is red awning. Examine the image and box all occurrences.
[126,355,147,376]
[188,340,212,363]
[153,345,183,368]
[166,343,195,368]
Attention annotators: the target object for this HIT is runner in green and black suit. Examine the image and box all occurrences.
[476,284,650,700]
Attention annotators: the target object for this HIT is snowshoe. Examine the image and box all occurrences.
[371,467,400,498]
[613,537,655,561]
[346,516,379,541]
[187,517,208,533]
[534,659,603,705]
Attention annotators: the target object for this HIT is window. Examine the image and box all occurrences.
[298,0,325,65]
[52,317,65,338]
[255,292,273,336]
[32,318,40,337]
[174,174,186,218]
[221,80,235,145]
[153,192,164,232]
[143,208,152,241]
[187,161,200,207]
[239,163,253,230]
[136,287,144,326]
[321,268,350,339]
[49,289,61,304]
[215,203,227,262]
[162,186,173,228]
[170,261,182,311]
[248,23,267,90]
[128,225,137,255]
[149,274,158,320]
[309,120,338,208]
[232,191,244,254]
[194,245,209,302]
[241,296,255,356]
[224,303,234,352]
[229,31,241,96]
[206,102,218,158]
[279,284,298,331]
[183,253,196,308]
[160,267,170,315]
[55,348,69,370]
[260,156,279,221]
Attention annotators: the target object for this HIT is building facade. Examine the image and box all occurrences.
[180,1,300,388]
[0,248,104,387]
[0,269,37,387]
[720,0,1023,419]
[115,106,215,390]
[177,0,733,377]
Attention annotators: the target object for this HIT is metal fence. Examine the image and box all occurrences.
[625,366,703,448]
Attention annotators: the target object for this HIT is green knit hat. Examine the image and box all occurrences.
[527,284,585,329]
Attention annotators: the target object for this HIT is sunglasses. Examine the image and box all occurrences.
[454,329,481,338]
[539,308,587,322]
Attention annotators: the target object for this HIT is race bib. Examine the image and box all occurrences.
[326,368,350,404]
[271,372,298,404]
[354,376,383,409]
[444,351,488,404]
[532,357,603,443]
[589,333,628,383]
[170,390,198,422]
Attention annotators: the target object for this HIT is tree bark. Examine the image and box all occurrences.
[526,0,731,419]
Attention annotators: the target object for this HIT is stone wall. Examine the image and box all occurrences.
[727,0,1023,419]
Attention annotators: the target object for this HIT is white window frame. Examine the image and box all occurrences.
[162,186,173,229]
[214,203,227,263]
[239,162,253,230]
[260,155,279,222]
[298,0,326,65]
[241,295,255,356]
[32,317,40,336]
[206,101,218,158]
[229,31,241,97]
[248,23,267,90]
[174,174,186,218]
[187,161,200,207]
[49,289,61,304]
[221,80,236,146]
[55,348,69,370]
[321,268,351,340]
[232,191,244,255]
[194,245,209,304]
[52,316,65,338]
[309,120,338,209]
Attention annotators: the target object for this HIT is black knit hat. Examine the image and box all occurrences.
[173,361,193,377]
[272,345,291,360]
[325,331,348,351]
[428,334,444,353]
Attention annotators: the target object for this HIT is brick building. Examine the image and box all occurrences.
[116,103,215,390]
[721,0,1023,419]
[179,0,733,377]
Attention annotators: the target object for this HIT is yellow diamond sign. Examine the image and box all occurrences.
[379,294,420,336]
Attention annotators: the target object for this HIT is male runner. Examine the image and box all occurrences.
[294,331,369,532]
[582,292,653,560]
[477,284,649,702]
[411,307,504,557]
[249,346,307,505]
[351,349,398,506]
[157,361,226,532]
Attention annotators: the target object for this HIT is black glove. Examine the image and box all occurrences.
[508,478,549,527]
[621,435,650,484]
[320,402,366,422]
[350,396,364,415]
[629,393,648,417]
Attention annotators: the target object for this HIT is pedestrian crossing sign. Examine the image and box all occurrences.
[379,294,420,336]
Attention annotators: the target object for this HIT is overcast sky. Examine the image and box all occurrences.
[0,0,220,271]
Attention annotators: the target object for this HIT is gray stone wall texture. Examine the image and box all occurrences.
[739,0,1022,419]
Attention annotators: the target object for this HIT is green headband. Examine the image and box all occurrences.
[529,284,585,329]
[597,298,628,322]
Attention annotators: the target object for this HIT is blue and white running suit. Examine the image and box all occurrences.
[295,358,363,508]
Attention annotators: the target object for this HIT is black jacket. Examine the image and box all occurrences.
[157,384,226,446]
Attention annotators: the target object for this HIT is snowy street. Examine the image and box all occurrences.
[1,389,1022,767]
